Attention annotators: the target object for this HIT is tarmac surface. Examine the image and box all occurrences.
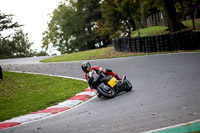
[0,53,200,133]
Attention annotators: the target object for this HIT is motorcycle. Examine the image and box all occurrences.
[88,70,132,98]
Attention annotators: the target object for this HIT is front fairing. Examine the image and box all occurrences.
[88,70,100,87]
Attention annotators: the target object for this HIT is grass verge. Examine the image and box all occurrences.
[41,47,112,62]
[40,46,200,63]
[132,19,200,37]
[0,71,88,122]
[132,26,168,37]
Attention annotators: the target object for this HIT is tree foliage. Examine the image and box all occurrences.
[161,0,184,32]
[97,0,139,39]
[0,30,33,58]
[0,12,22,33]
[42,0,102,54]
[175,0,200,20]
[42,0,199,54]
[0,11,34,59]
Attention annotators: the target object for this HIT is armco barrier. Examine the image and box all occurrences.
[112,30,200,53]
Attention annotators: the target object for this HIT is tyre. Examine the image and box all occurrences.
[96,91,102,98]
[96,85,117,99]
[124,80,132,92]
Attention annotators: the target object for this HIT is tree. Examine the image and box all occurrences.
[0,30,33,58]
[42,0,103,54]
[175,0,200,30]
[76,0,102,49]
[114,0,139,36]
[141,0,161,27]
[11,30,33,57]
[0,11,33,58]
[194,0,200,19]
[161,0,185,32]
[0,11,22,38]
[96,0,121,41]
[42,4,78,54]
[140,0,146,28]
[96,0,140,40]
[175,0,200,21]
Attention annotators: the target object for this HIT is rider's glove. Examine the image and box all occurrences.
[98,70,103,75]
[98,68,106,74]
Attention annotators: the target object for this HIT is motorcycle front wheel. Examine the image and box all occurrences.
[124,79,132,92]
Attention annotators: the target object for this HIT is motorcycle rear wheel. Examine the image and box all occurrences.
[97,87,117,99]
[96,91,102,98]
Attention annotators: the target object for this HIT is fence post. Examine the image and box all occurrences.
[160,12,164,26]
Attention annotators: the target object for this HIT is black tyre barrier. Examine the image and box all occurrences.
[113,38,122,52]
[112,30,200,53]
[195,31,200,49]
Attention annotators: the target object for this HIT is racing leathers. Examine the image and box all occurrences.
[84,66,121,81]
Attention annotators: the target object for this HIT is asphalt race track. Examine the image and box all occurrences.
[0,53,200,133]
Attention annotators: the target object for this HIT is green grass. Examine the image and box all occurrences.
[0,71,88,122]
[41,46,157,62]
[41,47,111,62]
[132,19,200,37]
[41,46,200,63]
[132,26,168,37]
[182,19,200,30]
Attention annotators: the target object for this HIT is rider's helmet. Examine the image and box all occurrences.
[81,62,91,73]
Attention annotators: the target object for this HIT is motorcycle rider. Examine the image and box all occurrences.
[81,62,122,81]
[81,62,124,97]
[81,62,129,97]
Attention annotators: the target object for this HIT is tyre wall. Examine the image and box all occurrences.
[112,30,200,53]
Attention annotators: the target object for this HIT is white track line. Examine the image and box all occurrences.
[142,119,200,133]
[9,71,87,82]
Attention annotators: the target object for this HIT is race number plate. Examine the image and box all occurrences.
[108,77,118,88]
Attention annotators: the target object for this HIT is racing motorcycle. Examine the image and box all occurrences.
[88,70,132,98]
